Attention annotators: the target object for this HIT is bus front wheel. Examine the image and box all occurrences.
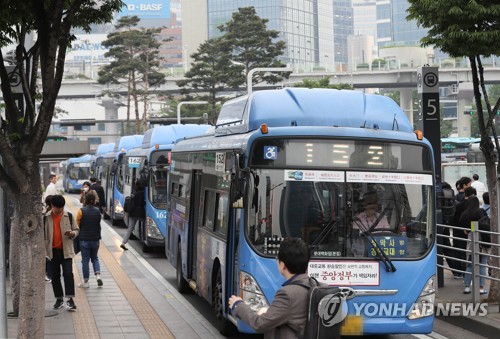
[176,245,190,293]
[213,268,234,335]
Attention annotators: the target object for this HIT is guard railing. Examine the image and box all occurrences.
[437,222,500,304]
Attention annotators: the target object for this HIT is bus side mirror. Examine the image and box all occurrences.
[111,161,118,175]
[231,167,250,208]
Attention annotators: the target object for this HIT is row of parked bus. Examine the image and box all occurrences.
[63,125,211,253]
[62,88,437,336]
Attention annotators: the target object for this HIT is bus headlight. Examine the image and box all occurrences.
[114,200,124,215]
[146,217,163,239]
[240,272,270,314]
[408,275,435,319]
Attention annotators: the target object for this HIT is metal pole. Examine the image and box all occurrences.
[0,156,7,338]
[471,221,479,304]
[247,67,293,94]
[176,101,208,124]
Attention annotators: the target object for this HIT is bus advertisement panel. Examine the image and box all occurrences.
[166,88,436,336]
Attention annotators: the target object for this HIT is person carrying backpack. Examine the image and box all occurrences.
[120,180,145,250]
[229,238,311,338]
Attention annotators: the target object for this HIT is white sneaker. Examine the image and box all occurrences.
[463,287,471,294]
[78,281,89,288]
[96,274,103,287]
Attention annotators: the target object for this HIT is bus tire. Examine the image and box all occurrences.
[142,243,151,253]
[213,268,234,335]
[176,245,190,294]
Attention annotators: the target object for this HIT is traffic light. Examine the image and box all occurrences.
[464,110,475,115]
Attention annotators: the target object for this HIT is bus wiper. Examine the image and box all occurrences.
[309,216,339,251]
[353,217,397,272]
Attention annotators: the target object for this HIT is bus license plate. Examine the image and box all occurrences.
[340,315,363,335]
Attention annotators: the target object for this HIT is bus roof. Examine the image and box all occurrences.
[95,143,115,156]
[141,124,211,149]
[114,135,144,152]
[215,88,412,136]
[67,154,92,164]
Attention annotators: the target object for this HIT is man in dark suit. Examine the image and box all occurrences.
[229,238,311,338]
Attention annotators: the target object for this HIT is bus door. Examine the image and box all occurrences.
[188,170,202,280]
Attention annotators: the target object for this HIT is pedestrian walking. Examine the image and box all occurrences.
[120,180,145,250]
[90,177,106,213]
[229,238,311,338]
[455,177,472,202]
[44,195,79,311]
[76,193,103,288]
[460,196,489,294]
[449,186,476,278]
[44,174,58,200]
[471,174,486,203]
[79,181,99,207]
[44,195,53,283]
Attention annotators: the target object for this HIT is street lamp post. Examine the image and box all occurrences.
[247,67,293,94]
[177,101,208,124]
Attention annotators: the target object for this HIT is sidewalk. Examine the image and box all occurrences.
[6,202,225,339]
[436,266,500,338]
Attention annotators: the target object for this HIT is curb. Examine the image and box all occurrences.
[436,304,499,338]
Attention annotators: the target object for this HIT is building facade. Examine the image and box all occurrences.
[203,0,352,72]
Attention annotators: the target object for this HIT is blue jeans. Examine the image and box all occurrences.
[464,254,488,287]
[50,248,75,298]
[80,240,101,280]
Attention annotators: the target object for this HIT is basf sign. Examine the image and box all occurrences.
[120,0,170,19]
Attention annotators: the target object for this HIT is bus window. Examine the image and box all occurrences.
[202,190,216,229]
[215,193,228,235]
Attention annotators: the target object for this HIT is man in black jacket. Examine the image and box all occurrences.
[90,177,106,213]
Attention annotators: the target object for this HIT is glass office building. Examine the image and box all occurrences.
[376,0,427,48]
[207,0,352,71]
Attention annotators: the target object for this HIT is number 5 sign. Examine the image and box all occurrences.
[417,66,441,179]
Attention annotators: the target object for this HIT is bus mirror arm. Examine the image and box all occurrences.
[231,167,250,208]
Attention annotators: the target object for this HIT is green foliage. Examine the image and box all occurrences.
[407,1,500,58]
[177,37,242,123]
[218,7,288,85]
[98,15,167,131]
[178,7,287,122]
[293,77,353,90]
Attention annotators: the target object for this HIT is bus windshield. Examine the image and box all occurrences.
[67,164,90,180]
[246,139,434,260]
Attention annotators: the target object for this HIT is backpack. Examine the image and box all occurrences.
[478,212,491,248]
[291,277,343,339]
[123,195,134,213]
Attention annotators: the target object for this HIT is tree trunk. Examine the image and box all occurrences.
[142,62,149,131]
[126,71,132,135]
[10,188,45,337]
[132,72,140,134]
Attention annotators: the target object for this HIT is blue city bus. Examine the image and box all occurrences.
[166,88,436,335]
[91,142,115,178]
[99,135,143,225]
[63,154,92,193]
[441,137,480,163]
[122,125,211,252]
